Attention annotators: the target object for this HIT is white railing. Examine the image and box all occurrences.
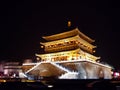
[19,72,28,78]
[25,62,42,74]
[53,59,112,69]
[50,62,71,73]
[59,71,78,79]
[23,63,37,66]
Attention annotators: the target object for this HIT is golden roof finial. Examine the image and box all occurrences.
[67,21,71,27]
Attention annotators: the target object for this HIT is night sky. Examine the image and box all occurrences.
[0,1,120,70]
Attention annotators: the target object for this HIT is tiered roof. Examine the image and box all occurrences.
[42,28,95,43]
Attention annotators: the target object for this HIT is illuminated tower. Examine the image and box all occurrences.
[22,22,112,79]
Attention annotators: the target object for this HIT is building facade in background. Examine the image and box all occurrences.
[0,61,22,78]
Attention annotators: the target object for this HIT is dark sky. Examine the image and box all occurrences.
[0,1,120,69]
